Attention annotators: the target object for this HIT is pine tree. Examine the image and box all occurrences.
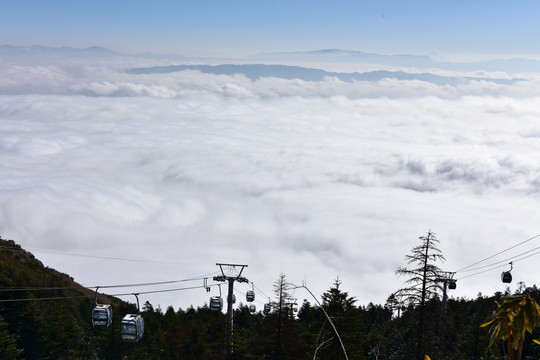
[318,278,357,360]
[321,278,356,315]
[273,273,292,360]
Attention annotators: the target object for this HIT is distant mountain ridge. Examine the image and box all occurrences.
[249,48,436,68]
[248,49,540,73]
[2,44,540,73]
[127,63,522,86]
[0,44,118,57]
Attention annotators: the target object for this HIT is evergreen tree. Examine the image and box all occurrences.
[317,278,357,360]
[321,278,356,314]
[270,273,306,360]
[0,314,23,359]
[273,273,292,360]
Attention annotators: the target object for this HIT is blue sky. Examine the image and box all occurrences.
[2,0,540,59]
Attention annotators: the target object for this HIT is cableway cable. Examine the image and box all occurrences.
[89,272,219,290]
[3,243,274,307]
[459,244,540,273]
[253,283,272,300]
[0,272,220,292]
[0,244,210,266]
[457,248,540,281]
[0,284,220,303]
[454,232,540,273]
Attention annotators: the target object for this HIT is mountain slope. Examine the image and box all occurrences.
[0,237,128,359]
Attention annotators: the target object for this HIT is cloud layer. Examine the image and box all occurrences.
[2,54,540,310]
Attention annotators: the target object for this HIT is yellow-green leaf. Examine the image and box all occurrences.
[480,319,495,328]
[482,294,540,353]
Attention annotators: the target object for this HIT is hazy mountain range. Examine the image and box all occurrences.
[2,45,540,73]
[127,63,522,86]
[0,44,119,57]
[247,49,540,73]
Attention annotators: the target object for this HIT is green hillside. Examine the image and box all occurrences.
[0,237,141,359]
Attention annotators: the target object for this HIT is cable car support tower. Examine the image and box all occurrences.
[436,271,456,309]
[213,263,248,360]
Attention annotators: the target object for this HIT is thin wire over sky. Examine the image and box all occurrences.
[455,233,540,272]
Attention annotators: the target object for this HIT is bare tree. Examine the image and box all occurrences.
[395,230,445,360]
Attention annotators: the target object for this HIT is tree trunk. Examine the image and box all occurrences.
[416,232,431,360]
[516,337,524,360]
[507,338,514,360]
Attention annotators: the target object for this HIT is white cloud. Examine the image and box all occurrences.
[1,55,540,310]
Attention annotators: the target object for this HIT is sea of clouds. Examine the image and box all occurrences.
[1,52,540,311]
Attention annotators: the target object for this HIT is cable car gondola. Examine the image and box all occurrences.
[501,262,513,283]
[121,314,144,343]
[120,293,144,343]
[263,298,272,315]
[210,296,223,311]
[92,304,112,328]
[246,282,255,302]
[501,271,512,283]
[209,284,224,311]
[92,287,112,328]
[249,304,256,313]
[448,279,457,290]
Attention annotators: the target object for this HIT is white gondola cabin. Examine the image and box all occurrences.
[210,296,223,311]
[246,290,255,302]
[121,314,144,342]
[92,304,112,328]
